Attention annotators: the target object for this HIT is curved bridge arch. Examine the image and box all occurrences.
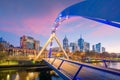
[56,0,120,28]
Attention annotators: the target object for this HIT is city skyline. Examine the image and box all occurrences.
[0,34,116,53]
[0,0,120,53]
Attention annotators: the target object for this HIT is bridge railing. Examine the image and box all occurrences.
[43,58,120,80]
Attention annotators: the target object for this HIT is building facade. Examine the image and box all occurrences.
[0,37,12,48]
[96,43,101,53]
[63,36,69,51]
[70,42,79,52]
[78,36,84,52]
[102,47,105,53]
[84,42,90,52]
[20,35,40,50]
[92,45,96,52]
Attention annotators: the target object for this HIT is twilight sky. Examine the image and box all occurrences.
[0,0,120,53]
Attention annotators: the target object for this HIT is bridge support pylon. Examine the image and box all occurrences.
[35,32,69,60]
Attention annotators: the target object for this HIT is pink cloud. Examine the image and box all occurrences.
[0,25,30,35]
[89,24,119,37]
[0,0,85,37]
[22,10,61,36]
[0,8,61,36]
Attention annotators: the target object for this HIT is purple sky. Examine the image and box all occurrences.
[0,0,120,53]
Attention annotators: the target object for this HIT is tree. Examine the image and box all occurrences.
[110,53,117,58]
[0,51,9,60]
[0,43,4,51]
[0,43,9,60]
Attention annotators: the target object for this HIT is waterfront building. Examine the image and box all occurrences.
[20,35,40,50]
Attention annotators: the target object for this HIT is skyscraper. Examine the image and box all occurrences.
[63,36,69,51]
[20,35,40,50]
[78,35,84,52]
[92,45,96,52]
[102,47,105,53]
[70,42,79,52]
[84,42,90,52]
[96,43,101,53]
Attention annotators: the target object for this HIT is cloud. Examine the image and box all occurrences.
[89,24,120,38]
[57,17,100,33]
[0,24,30,35]
[0,6,61,36]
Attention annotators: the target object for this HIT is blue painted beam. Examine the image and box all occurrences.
[56,0,120,28]
[84,17,120,28]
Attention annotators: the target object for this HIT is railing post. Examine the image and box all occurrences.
[48,58,50,62]
[73,65,83,80]
[103,60,108,68]
[51,58,56,65]
[58,60,64,70]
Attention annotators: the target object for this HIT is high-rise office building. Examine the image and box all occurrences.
[63,36,69,51]
[102,47,105,53]
[78,36,84,52]
[96,43,101,53]
[92,43,105,53]
[20,35,40,50]
[92,45,96,52]
[84,42,90,52]
[70,42,79,52]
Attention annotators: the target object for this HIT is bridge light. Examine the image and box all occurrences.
[66,15,69,20]
[59,13,62,17]
[59,17,62,20]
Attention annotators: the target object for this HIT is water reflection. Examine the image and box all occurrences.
[107,62,120,70]
[15,73,20,80]
[7,74,10,80]
[0,68,63,80]
[91,62,120,70]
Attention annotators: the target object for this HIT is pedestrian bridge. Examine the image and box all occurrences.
[43,58,120,80]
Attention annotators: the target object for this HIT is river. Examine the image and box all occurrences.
[92,62,120,70]
[0,68,63,80]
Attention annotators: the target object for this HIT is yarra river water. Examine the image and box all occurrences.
[0,68,64,80]
[0,62,119,80]
[92,62,120,70]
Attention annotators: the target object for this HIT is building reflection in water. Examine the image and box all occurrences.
[0,69,63,80]
[15,72,20,80]
[7,74,10,80]
[27,72,38,80]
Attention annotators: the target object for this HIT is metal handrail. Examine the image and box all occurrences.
[43,58,120,80]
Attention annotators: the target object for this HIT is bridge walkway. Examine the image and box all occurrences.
[43,58,120,80]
